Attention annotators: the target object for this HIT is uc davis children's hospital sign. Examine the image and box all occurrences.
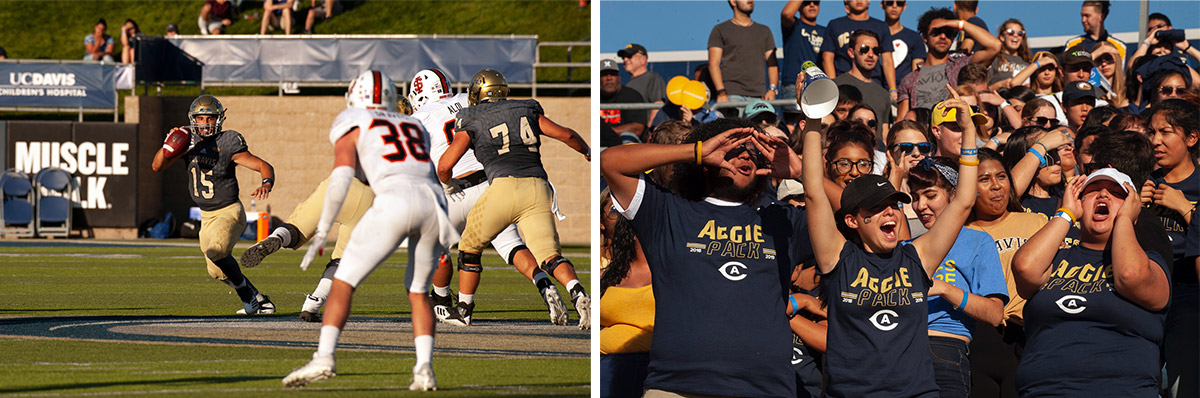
[0,63,116,109]
[4,121,138,227]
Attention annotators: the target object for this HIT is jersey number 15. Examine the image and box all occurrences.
[372,119,430,163]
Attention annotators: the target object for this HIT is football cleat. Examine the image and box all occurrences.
[283,352,336,387]
[241,236,282,268]
[299,294,324,322]
[542,286,569,326]
[430,290,456,324]
[570,286,590,331]
[237,295,276,315]
[409,362,437,391]
[187,95,226,138]
[443,301,474,327]
[346,70,397,112]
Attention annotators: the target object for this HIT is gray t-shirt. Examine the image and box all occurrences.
[990,53,1029,85]
[708,20,776,98]
[626,71,666,104]
[835,73,891,144]
[456,99,549,181]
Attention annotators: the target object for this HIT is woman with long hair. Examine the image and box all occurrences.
[907,156,1007,398]
[1012,169,1169,396]
[1002,127,1065,219]
[1090,41,1128,108]
[989,19,1033,90]
[885,120,936,234]
[1019,99,1077,180]
[822,120,877,211]
[800,90,980,396]
[599,189,654,398]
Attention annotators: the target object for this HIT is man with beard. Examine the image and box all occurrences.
[600,118,814,397]
[835,29,891,139]
[600,58,648,146]
[896,7,1000,120]
[708,0,780,108]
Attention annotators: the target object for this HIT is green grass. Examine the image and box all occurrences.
[0,243,590,396]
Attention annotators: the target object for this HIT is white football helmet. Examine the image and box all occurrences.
[346,70,397,112]
[408,68,452,110]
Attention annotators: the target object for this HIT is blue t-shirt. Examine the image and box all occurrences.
[821,16,893,83]
[926,227,1009,339]
[888,27,926,84]
[954,16,988,53]
[1150,168,1198,267]
[619,176,814,397]
[791,290,823,398]
[1016,246,1169,397]
[782,20,825,86]
[822,242,938,398]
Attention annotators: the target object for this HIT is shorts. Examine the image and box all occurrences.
[458,177,560,264]
[334,185,456,291]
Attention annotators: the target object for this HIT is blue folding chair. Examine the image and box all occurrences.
[1,170,35,238]
[34,168,76,238]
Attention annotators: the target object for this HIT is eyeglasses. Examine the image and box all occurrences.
[882,1,905,7]
[1160,86,1186,96]
[1002,29,1026,37]
[1028,116,1059,128]
[929,26,958,39]
[852,117,877,128]
[858,44,883,55]
[890,142,933,154]
[831,158,874,174]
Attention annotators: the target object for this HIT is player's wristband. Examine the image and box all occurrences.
[1028,148,1047,167]
[956,291,969,311]
[788,295,800,318]
[262,178,274,185]
[1055,208,1076,225]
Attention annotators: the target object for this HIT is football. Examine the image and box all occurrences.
[162,127,191,157]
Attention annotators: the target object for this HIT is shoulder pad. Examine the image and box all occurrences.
[329,108,370,145]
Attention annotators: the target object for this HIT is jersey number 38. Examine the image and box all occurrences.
[372,119,430,163]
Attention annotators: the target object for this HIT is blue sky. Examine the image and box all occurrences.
[600,1,1199,54]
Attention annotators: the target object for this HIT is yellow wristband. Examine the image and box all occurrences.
[695,141,703,165]
[1056,207,1076,224]
[959,158,980,166]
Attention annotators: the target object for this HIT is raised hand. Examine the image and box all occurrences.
[1062,175,1087,219]
[1117,182,1143,222]
[750,128,802,179]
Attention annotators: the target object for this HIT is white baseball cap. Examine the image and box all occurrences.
[1082,168,1134,196]
[777,179,805,201]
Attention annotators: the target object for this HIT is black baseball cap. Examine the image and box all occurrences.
[1063,80,1098,102]
[1061,44,1095,67]
[617,43,648,58]
[838,174,911,216]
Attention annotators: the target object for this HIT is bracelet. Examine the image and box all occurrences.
[958,20,965,30]
[1034,141,1050,153]
[956,291,969,311]
[889,88,898,94]
[788,295,800,318]
[694,141,703,165]
[1056,207,1076,224]
[1027,148,1046,167]
[716,89,727,95]
[960,148,978,156]
[959,158,980,166]
[1034,61,1041,69]
[990,137,1001,146]
[1054,211,1073,225]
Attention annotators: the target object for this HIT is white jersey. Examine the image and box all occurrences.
[411,93,484,178]
[329,107,441,191]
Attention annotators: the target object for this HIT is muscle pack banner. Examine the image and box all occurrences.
[0,63,117,109]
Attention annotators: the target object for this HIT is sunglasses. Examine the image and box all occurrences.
[852,117,878,128]
[890,142,933,155]
[1160,86,1186,96]
[929,26,958,39]
[1028,116,1059,128]
[858,45,883,55]
[1003,29,1026,37]
[1045,148,1061,165]
[831,158,874,174]
[801,0,819,7]
[882,0,905,7]
[727,145,769,167]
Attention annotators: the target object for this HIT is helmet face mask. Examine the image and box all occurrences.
[346,70,398,112]
[188,94,226,138]
[468,69,509,106]
[396,95,415,115]
[408,68,452,110]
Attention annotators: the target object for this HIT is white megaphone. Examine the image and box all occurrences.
[798,61,839,119]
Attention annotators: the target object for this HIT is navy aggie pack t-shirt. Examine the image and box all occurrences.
[619,177,813,397]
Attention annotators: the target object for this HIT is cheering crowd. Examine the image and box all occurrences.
[599,1,1198,397]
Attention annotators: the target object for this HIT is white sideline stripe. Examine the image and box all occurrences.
[2,383,589,397]
[0,253,141,259]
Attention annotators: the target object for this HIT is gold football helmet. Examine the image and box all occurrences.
[396,95,415,115]
[467,69,509,106]
[188,94,226,138]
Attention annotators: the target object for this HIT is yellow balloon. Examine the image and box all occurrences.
[666,76,689,106]
[681,80,708,110]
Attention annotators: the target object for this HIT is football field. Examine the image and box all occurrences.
[0,240,590,396]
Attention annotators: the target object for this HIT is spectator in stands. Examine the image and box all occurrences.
[709,0,779,109]
[1091,41,1129,108]
[821,0,897,100]
[744,99,779,131]
[600,59,647,146]
[833,84,862,121]
[1135,57,1196,110]
[780,0,824,103]
[261,0,295,35]
[1062,81,1097,132]
[896,7,1000,120]
[881,0,926,84]
[120,19,139,64]
[599,188,654,398]
[835,30,891,141]
[305,0,341,34]
[1063,1,1126,61]
[646,121,693,187]
[83,18,115,62]
[165,23,179,37]
[0,46,6,59]
[1059,45,1096,86]
[199,0,237,35]
[952,1,987,54]
[618,43,666,122]
[821,120,876,209]
[989,19,1031,90]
